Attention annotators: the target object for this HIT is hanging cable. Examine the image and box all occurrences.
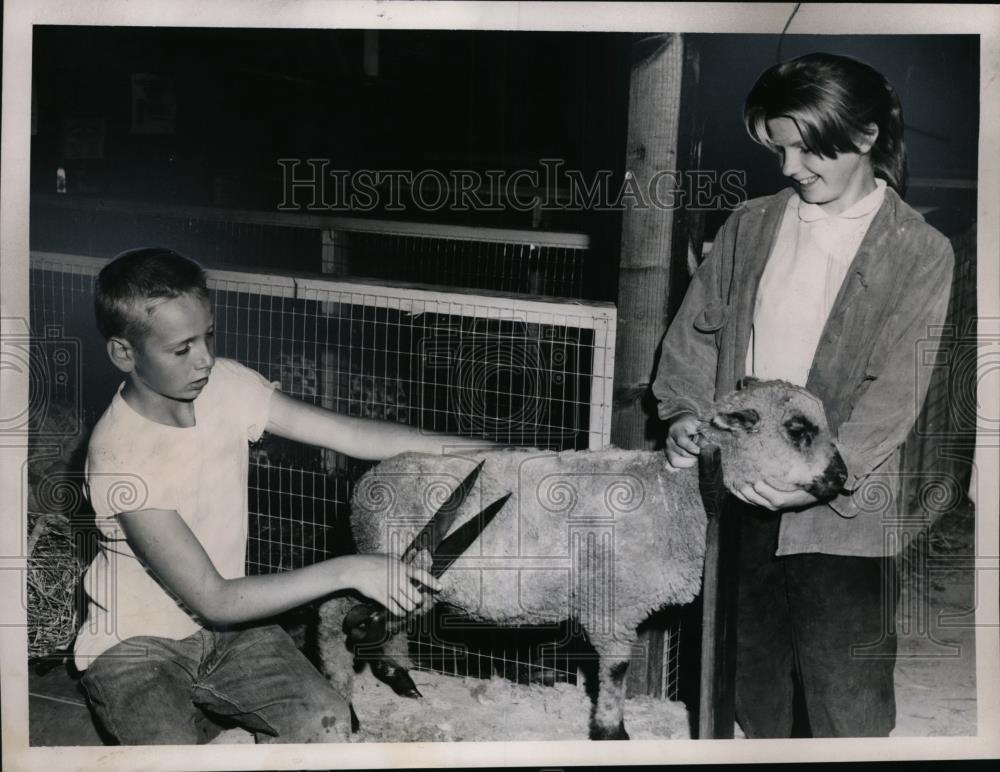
[776,3,802,63]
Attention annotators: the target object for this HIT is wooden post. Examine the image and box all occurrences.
[611,33,684,448]
[697,445,739,739]
[363,30,379,78]
[612,33,689,449]
[613,33,695,699]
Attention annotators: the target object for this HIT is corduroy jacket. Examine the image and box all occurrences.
[652,185,954,557]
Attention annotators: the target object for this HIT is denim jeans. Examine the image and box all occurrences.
[733,504,899,738]
[80,624,351,744]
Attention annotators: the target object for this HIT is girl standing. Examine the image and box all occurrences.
[653,52,954,737]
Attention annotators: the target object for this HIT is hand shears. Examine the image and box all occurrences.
[343,460,510,648]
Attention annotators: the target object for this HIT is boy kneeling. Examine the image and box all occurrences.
[74,248,477,744]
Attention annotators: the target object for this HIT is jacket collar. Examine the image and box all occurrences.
[838,185,922,287]
[727,185,921,395]
[741,184,921,286]
[796,178,888,223]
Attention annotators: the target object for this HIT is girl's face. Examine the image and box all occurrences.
[765,116,877,216]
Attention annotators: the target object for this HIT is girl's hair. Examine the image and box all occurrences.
[744,52,908,196]
[95,247,210,344]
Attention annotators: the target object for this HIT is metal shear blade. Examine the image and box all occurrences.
[343,460,510,648]
[429,492,511,578]
[400,459,485,562]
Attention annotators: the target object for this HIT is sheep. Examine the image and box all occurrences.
[318,379,847,740]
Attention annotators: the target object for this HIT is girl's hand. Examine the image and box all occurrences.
[664,412,701,471]
[343,554,442,617]
[732,480,819,511]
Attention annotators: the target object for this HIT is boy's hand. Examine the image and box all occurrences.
[664,412,701,471]
[343,554,442,617]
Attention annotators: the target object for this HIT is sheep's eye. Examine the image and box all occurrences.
[785,415,818,449]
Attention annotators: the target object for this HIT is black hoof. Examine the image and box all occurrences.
[349,703,360,734]
[369,659,423,698]
[590,721,630,740]
[395,682,423,699]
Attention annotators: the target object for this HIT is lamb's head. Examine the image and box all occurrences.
[700,379,847,501]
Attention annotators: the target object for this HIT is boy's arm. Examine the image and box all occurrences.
[264,389,494,459]
[118,508,439,626]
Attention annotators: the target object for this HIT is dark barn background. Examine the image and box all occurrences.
[24,25,980,732]
[30,28,978,283]
[30,25,978,482]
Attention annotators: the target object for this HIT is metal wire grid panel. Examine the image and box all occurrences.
[28,252,689,699]
[28,252,616,577]
[31,195,322,272]
[403,611,683,700]
[408,617,589,689]
[30,194,594,298]
[322,225,590,298]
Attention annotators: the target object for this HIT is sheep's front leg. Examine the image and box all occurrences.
[591,658,630,739]
[588,637,632,740]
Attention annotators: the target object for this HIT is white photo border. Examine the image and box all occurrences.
[3,2,998,769]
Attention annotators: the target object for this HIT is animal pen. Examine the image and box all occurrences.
[31,187,978,737]
[25,201,693,724]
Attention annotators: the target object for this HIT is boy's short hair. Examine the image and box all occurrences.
[94,248,210,345]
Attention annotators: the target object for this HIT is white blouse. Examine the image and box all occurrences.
[747,178,887,386]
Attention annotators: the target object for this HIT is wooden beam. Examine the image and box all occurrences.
[363,30,379,78]
[611,33,687,451]
[30,193,592,249]
[698,445,739,739]
[614,33,700,701]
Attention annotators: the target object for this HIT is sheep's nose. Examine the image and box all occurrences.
[806,447,848,501]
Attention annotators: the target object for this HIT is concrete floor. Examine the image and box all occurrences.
[28,661,105,746]
[27,510,977,748]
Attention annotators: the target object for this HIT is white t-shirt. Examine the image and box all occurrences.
[747,178,887,385]
[73,358,278,670]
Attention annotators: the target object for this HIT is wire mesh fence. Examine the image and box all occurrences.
[401,610,682,700]
[27,251,683,699]
[322,224,590,298]
[28,250,615,568]
[30,195,322,272]
[30,195,593,298]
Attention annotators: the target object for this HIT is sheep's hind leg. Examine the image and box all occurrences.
[316,596,363,732]
[319,597,421,701]
[589,654,631,740]
[317,597,358,701]
[360,631,422,699]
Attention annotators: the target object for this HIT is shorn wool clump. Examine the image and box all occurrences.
[319,379,847,740]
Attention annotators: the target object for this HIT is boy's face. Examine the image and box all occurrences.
[116,292,215,402]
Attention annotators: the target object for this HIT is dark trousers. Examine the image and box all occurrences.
[734,505,899,738]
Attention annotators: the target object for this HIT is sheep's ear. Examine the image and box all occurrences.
[712,408,760,433]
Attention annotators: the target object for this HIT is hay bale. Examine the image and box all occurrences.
[27,513,82,659]
[26,400,88,660]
